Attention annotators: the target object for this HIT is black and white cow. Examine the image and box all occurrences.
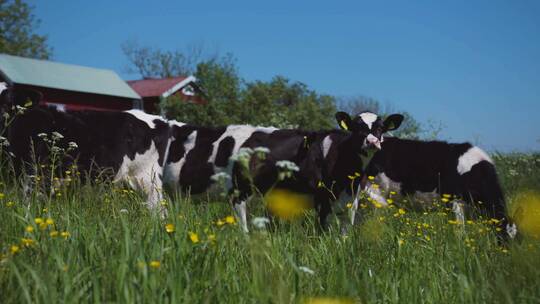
[165,111,403,231]
[363,137,516,239]
[0,84,171,216]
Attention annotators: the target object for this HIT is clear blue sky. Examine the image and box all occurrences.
[29,0,540,152]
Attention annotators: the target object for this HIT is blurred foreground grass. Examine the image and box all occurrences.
[0,152,539,303]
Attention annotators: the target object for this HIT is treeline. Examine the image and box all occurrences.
[124,42,434,137]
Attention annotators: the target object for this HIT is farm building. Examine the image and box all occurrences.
[127,76,206,114]
[0,53,142,112]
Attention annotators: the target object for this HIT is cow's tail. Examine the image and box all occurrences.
[464,160,516,240]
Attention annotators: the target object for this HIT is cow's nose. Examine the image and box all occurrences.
[366,134,381,150]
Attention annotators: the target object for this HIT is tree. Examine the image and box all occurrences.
[121,40,218,78]
[0,0,51,59]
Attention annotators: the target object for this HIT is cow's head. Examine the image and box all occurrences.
[335,111,403,150]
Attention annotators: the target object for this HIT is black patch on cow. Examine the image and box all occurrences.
[215,136,235,167]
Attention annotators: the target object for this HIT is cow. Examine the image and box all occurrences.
[164,111,404,232]
[0,84,171,216]
[362,137,517,239]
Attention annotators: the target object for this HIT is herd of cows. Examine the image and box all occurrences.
[0,83,517,240]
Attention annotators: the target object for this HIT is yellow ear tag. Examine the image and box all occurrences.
[340,120,348,130]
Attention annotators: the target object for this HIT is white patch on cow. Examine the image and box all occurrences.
[506,223,517,239]
[235,200,249,233]
[452,200,465,224]
[0,82,7,95]
[125,109,163,129]
[209,125,277,165]
[164,130,198,186]
[457,146,493,175]
[322,135,332,158]
[365,182,389,207]
[114,141,166,216]
[358,112,378,129]
[208,125,277,191]
[377,173,401,193]
[169,120,186,128]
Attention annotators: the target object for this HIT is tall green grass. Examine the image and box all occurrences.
[1,153,539,303]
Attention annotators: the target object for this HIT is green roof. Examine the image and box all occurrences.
[0,53,140,99]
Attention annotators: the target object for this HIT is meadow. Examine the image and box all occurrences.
[0,152,539,303]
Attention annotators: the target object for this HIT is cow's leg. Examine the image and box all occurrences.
[315,191,332,231]
[234,198,250,233]
[142,171,167,219]
[451,200,465,225]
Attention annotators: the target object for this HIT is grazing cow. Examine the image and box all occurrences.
[0,84,171,216]
[165,111,404,231]
[363,137,517,239]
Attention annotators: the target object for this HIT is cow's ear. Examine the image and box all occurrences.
[383,114,404,131]
[335,112,352,131]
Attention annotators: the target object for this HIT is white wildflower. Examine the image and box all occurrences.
[211,172,230,182]
[37,133,47,138]
[52,131,64,140]
[252,217,270,229]
[254,147,270,154]
[298,266,315,275]
[0,136,9,147]
[276,160,299,172]
[68,141,78,149]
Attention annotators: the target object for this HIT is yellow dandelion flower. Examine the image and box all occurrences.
[368,176,375,181]
[442,194,451,198]
[50,230,59,237]
[225,215,236,224]
[398,208,406,215]
[165,223,175,233]
[354,172,361,177]
[387,199,394,204]
[398,239,405,246]
[346,203,353,209]
[448,220,459,225]
[21,238,35,247]
[425,235,431,241]
[216,219,225,226]
[371,184,379,189]
[6,201,14,207]
[149,261,161,268]
[34,217,44,224]
[317,181,324,188]
[441,198,449,203]
[347,175,355,180]
[378,216,385,222]
[208,234,216,242]
[10,245,20,254]
[46,218,54,225]
[189,232,199,243]
[466,220,474,225]
[25,225,34,233]
[60,231,70,239]
[390,191,397,195]
[360,203,367,209]
[373,202,383,208]
[265,189,312,220]
[489,218,500,224]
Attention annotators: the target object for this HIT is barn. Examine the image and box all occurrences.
[0,53,142,111]
[127,76,206,114]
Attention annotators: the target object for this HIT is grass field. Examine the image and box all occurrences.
[1,153,539,303]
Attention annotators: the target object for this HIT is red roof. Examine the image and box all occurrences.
[127,77,189,98]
